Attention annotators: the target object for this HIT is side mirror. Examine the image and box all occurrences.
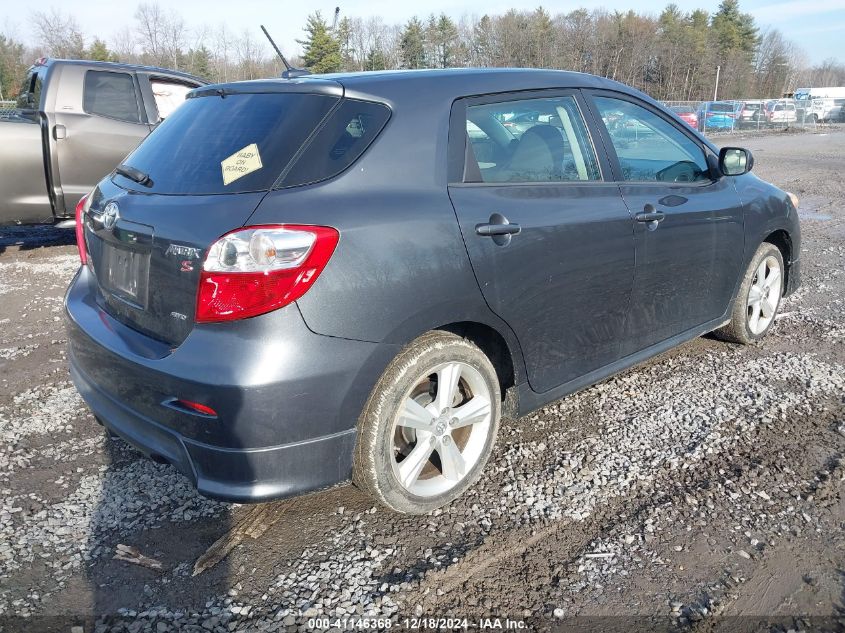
[719,147,753,176]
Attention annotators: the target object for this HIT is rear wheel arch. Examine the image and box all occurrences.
[436,321,520,418]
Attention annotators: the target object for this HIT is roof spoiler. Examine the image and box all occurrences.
[260,25,310,79]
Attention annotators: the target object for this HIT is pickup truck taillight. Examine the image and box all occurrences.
[196,225,339,323]
[74,194,90,265]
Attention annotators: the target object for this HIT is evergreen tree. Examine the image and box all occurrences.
[430,14,458,68]
[0,34,26,102]
[530,8,555,68]
[472,15,495,66]
[189,45,212,79]
[365,47,387,71]
[711,0,758,57]
[86,38,114,62]
[297,12,342,74]
[335,17,355,70]
[400,17,426,69]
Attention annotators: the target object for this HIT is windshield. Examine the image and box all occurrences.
[116,92,340,195]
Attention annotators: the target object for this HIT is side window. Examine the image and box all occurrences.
[83,70,141,123]
[465,96,601,183]
[150,80,193,120]
[16,67,45,109]
[593,96,711,183]
[280,99,391,188]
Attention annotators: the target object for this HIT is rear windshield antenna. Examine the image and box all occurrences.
[260,25,310,79]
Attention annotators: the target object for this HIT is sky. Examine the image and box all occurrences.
[3,0,844,64]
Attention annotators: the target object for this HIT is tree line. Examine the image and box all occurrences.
[1,1,843,104]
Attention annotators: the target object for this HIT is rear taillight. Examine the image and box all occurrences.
[74,193,90,264]
[196,224,339,323]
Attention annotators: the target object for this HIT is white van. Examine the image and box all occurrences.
[794,87,845,122]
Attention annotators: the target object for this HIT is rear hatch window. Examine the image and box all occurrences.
[114,92,340,195]
[115,91,390,195]
[91,88,391,346]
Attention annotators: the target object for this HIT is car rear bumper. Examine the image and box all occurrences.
[64,266,396,502]
[69,357,357,501]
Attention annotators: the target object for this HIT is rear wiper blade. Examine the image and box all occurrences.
[115,164,153,187]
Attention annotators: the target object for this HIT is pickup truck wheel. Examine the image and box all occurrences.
[715,243,784,344]
[353,330,501,514]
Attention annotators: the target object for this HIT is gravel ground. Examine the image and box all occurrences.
[0,130,843,633]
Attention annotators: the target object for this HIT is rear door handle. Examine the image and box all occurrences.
[635,203,666,224]
[634,211,666,223]
[475,223,521,236]
[475,212,520,246]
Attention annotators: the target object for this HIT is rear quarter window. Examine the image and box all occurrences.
[279,99,391,188]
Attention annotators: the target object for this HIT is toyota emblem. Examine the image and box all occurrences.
[102,202,119,230]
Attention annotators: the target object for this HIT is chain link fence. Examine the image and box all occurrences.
[662,98,845,136]
[0,101,16,118]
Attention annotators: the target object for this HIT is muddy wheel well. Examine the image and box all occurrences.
[764,229,793,293]
[438,321,519,418]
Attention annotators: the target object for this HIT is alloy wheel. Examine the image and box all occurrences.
[390,361,492,497]
[746,255,781,335]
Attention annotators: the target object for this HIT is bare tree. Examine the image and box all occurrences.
[31,9,86,58]
[3,2,842,105]
[134,2,186,69]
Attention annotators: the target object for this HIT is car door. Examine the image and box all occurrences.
[54,68,152,213]
[448,90,635,394]
[585,92,745,356]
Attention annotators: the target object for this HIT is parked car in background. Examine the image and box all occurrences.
[736,100,766,127]
[669,104,698,128]
[695,101,739,131]
[66,68,801,513]
[0,58,205,225]
[765,100,797,126]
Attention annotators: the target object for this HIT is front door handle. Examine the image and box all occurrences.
[475,212,521,245]
[53,124,66,140]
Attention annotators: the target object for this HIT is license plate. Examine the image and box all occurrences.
[103,244,149,308]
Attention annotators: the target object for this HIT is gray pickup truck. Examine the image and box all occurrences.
[1,58,205,225]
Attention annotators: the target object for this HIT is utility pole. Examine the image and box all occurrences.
[714,65,721,101]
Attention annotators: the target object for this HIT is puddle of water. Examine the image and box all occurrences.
[798,211,832,221]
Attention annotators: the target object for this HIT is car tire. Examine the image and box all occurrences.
[352,330,501,514]
[715,242,784,345]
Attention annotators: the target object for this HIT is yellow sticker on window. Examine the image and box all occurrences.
[221,143,263,186]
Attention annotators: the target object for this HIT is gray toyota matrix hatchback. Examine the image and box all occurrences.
[65,69,801,513]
